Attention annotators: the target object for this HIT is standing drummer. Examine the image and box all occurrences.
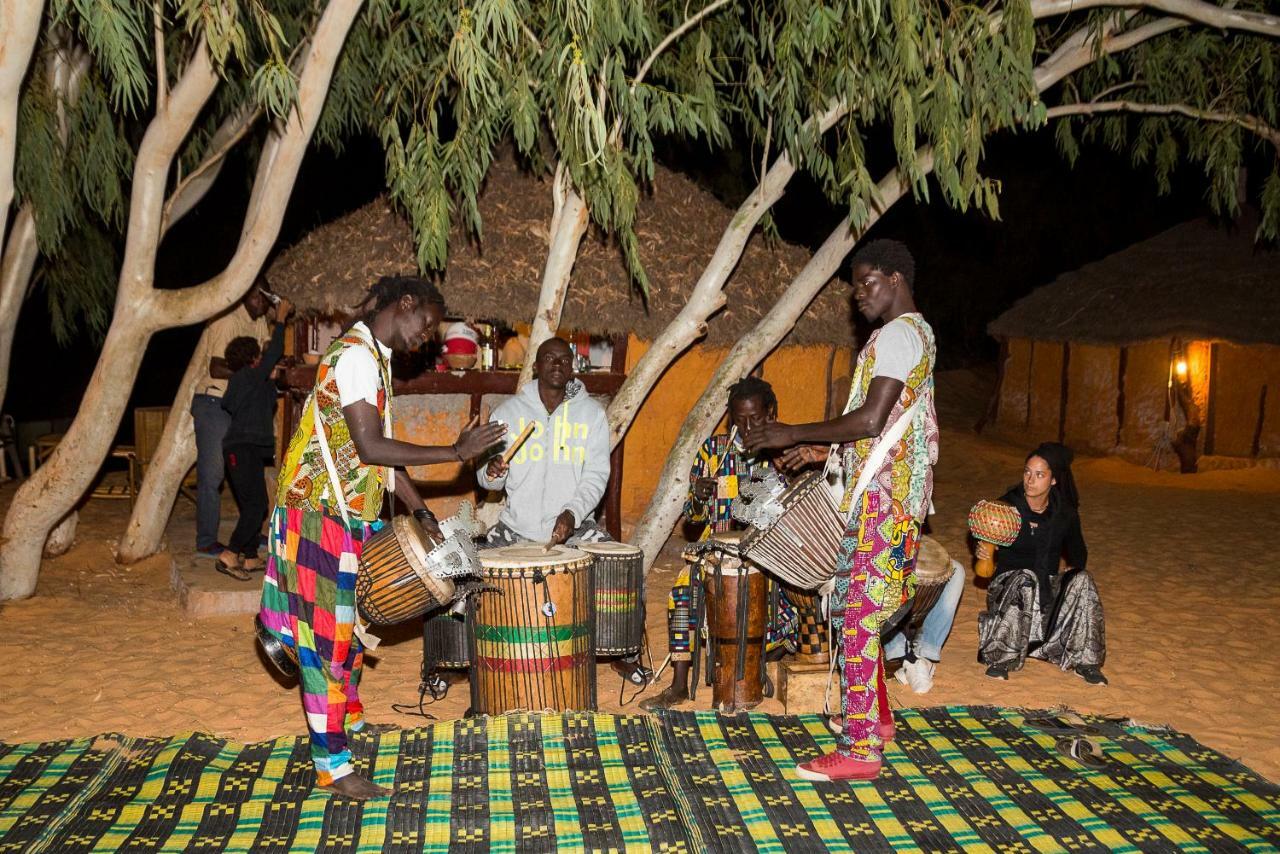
[258,276,505,801]
[477,338,654,683]
[745,240,938,782]
[640,376,798,711]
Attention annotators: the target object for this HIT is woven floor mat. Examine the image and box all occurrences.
[1,707,1277,852]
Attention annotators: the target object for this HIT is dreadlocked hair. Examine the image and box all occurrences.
[852,239,915,291]
[357,275,446,317]
[728,376,777,414]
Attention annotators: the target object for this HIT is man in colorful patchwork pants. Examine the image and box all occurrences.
[258,276,506,800]
[745,240,938,781]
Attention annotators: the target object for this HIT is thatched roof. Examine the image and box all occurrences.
[267,157,852,347]
[989,215,1280,346]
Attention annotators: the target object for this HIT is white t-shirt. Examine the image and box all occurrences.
[871,314,925,382]
[333,322,393,407]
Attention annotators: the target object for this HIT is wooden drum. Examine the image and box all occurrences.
[469,544,596,715]
[579,541,644,658]
[356,516,457,626]
[900,536,956,639]
[739,470,845,590]
[703,535,767,713]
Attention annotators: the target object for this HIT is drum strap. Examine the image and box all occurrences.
[312,396,382,651]
[825,394,925,520]
[734,571,749,681]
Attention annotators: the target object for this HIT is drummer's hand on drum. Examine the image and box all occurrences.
[693,477,717,502]
[779,444,827,472]
[550,510,576,546]
[743,422,797,453]
[485,457,509,480]
[974,541,993,561]
[453,418,508,461]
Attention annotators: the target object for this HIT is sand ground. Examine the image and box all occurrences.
[3,370,1278,781]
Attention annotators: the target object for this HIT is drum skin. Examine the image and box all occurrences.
[469,544,596,715]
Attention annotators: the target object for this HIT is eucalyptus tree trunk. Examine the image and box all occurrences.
[632,158,929,571]
[518,165,589,388]
[0,1,45,256]
[0,0,365,600]
[115,325,214,563]
[0,207,36,413]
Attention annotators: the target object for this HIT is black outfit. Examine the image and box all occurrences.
[220,323,285,558]
[977,486,1105,672]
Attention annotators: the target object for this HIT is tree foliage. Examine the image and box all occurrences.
[10,0,312,343]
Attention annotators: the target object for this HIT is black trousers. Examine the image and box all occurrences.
[223,443,271,558]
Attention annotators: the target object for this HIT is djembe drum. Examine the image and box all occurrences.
[900,536,956,639]
[968,500,1021,578]
[468,544,596,715]
[579,541,644,658]
[739,470,845,590]
[701,533,768,713]
[357,515,474,625]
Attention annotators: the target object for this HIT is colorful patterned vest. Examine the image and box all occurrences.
[839,313,939,523]
[277,324,393,523]
[684,433,777,535]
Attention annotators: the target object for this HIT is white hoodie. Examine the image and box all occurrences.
[477,379,611,540]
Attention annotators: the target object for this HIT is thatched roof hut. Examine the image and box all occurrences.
[267,157,852,347]
[988,216,1279,347]
[987,215,1280,464]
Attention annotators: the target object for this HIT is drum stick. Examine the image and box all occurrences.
[501,420,536,465]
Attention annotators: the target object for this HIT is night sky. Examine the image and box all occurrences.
[10,126,1216,436]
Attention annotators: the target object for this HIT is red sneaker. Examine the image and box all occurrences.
[795,750,882,782]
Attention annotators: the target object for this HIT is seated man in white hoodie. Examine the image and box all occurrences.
[477,338,651,684]
[478,337,611,548]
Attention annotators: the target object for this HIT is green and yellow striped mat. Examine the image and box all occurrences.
[1,707,1276,852]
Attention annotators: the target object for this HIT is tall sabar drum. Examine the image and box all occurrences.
[702,533,767,713]
[578,541,644,658]
[469,544,596,715]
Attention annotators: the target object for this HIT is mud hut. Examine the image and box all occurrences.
[987,215,1280,469]
[268,157,853,521]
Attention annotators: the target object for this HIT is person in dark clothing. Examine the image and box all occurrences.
[976,442,1108,685]
[217,296,292,580]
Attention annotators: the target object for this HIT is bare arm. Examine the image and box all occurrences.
[345,402,507,467]
[743,377,904,451]
[209,357,234,380]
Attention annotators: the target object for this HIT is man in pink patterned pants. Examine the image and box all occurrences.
[745,239,938,781]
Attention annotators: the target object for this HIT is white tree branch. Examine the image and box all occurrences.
[161,103,261,234]
[1048,99,1280,148]
[152,0,366,328]
[1030,0,1280,37]
[632,0,731,93]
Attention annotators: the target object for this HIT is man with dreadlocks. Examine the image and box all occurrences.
[640,376,800,711]
[258,275,506,800]
[746,240,938,781]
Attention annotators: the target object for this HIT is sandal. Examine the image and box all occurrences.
[352,722,401,737]
[1056,735,1107,769]
[611,660,653,686]
[215,555,251,581]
